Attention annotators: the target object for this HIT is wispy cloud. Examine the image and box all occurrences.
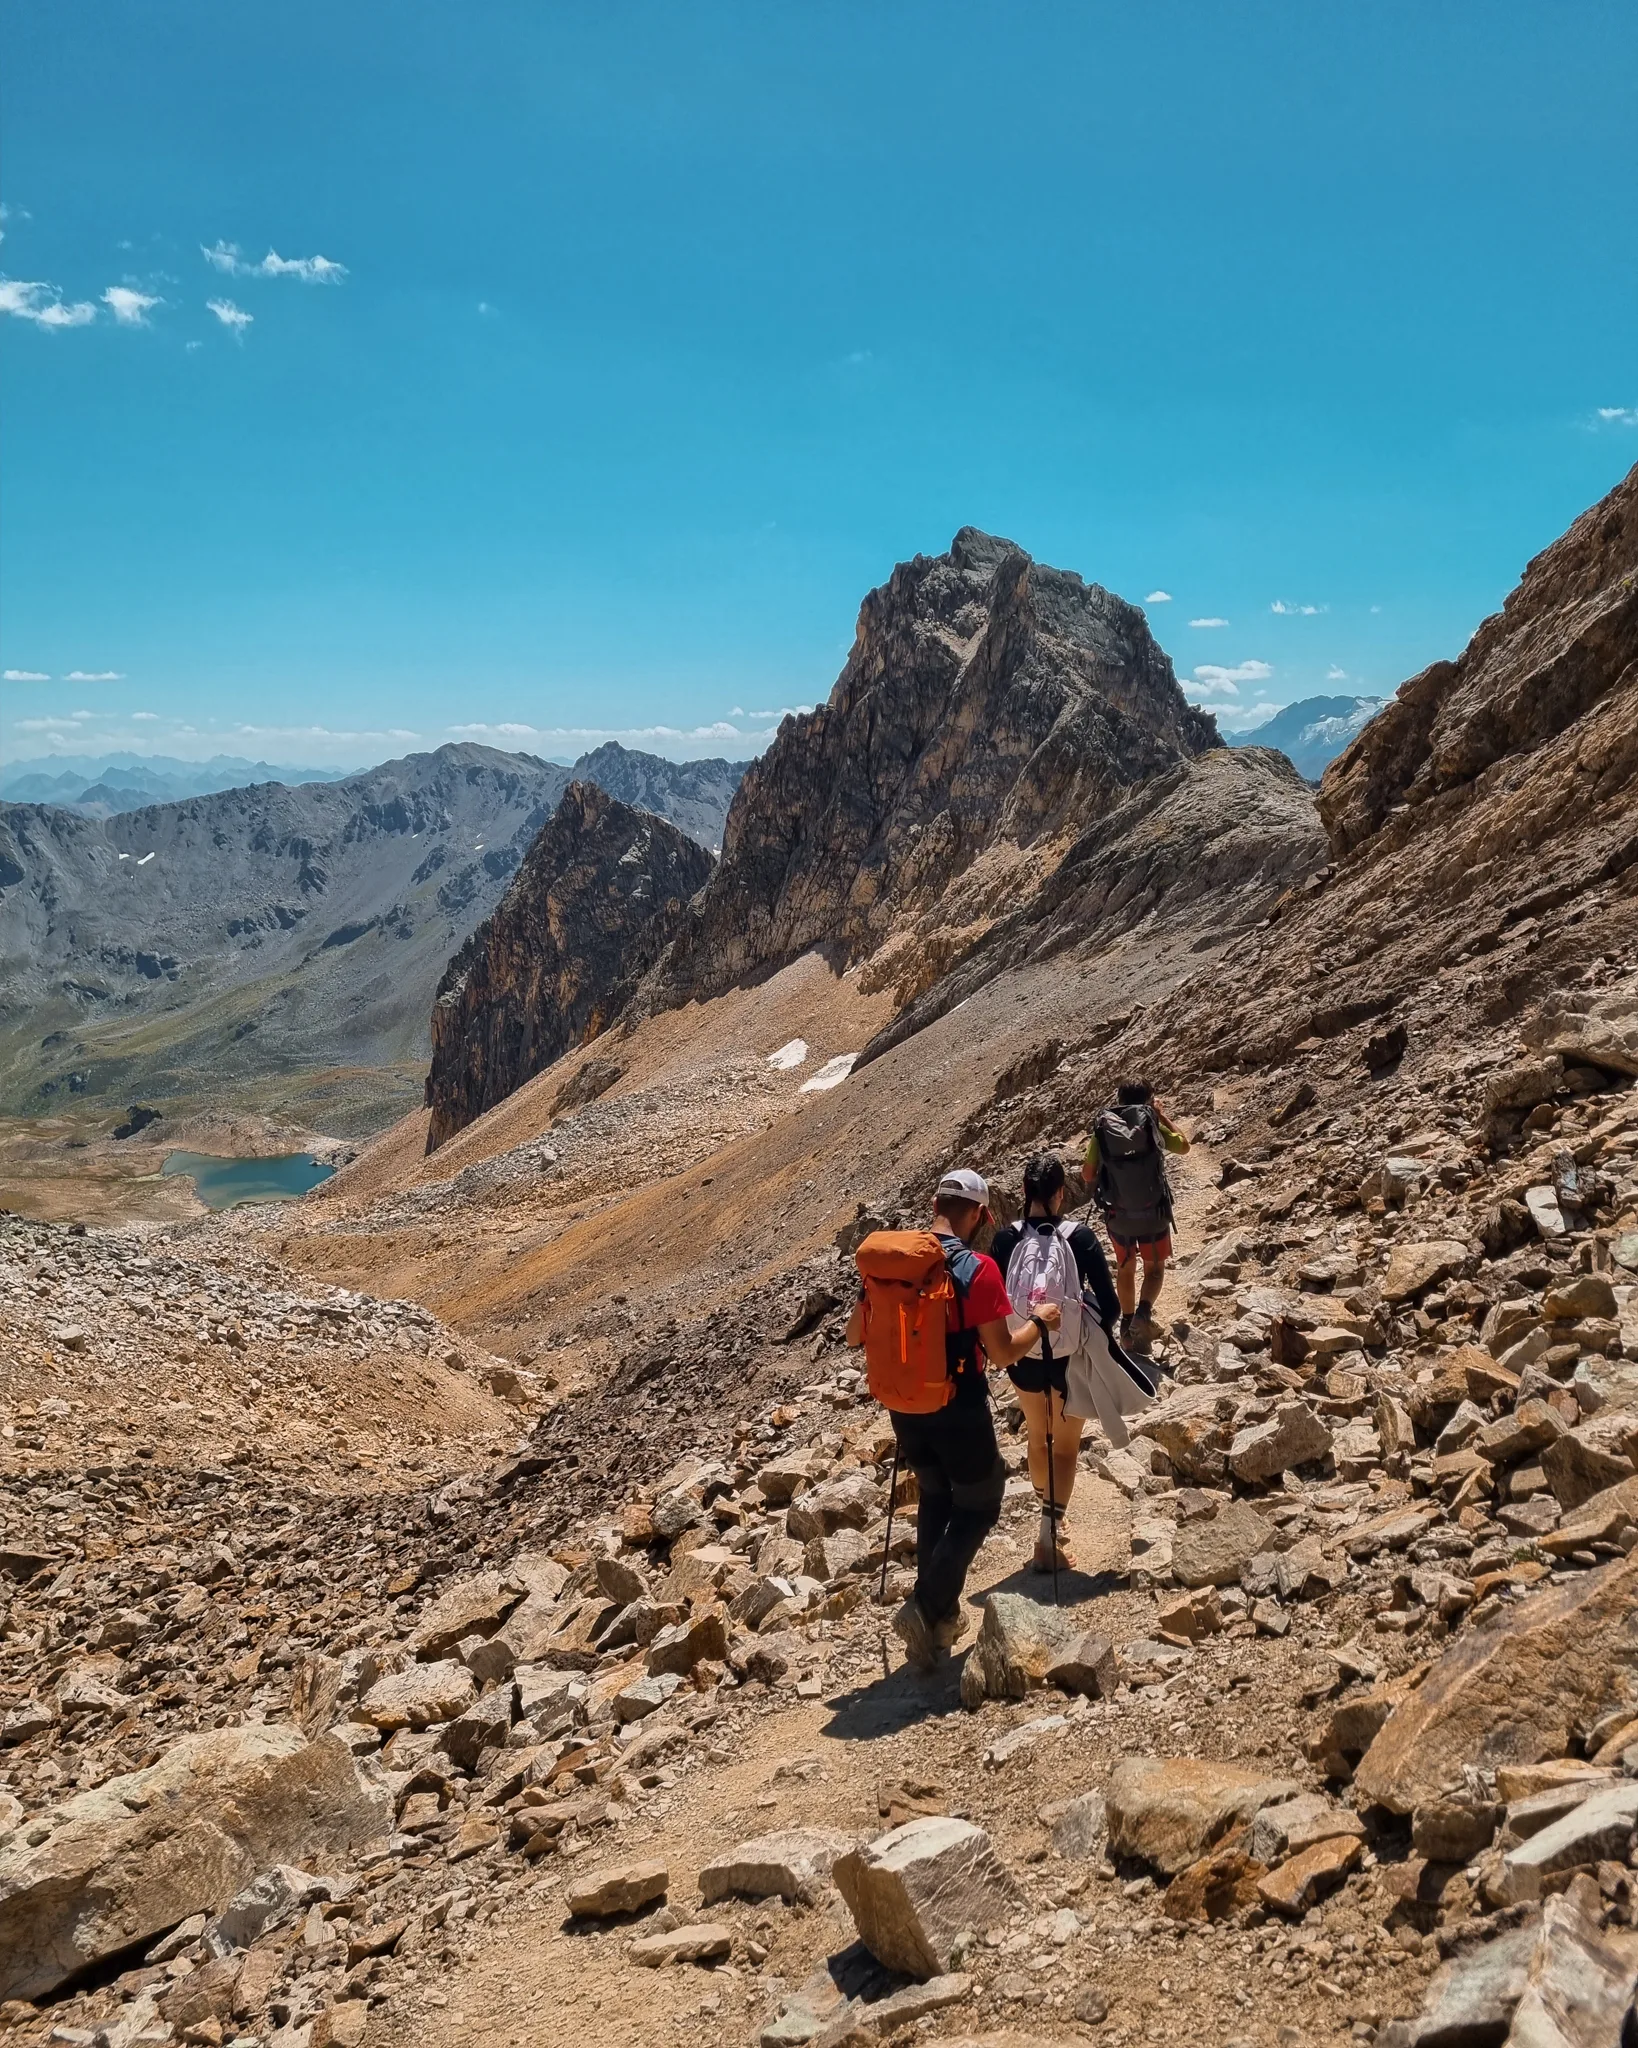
[1189,659,1274,699]
[1188,616,1229,629]
[132,710,160,721]
[231,724,420,743]
[477,300,498,317]
[447,718,799,758]
[1326,665,1349,682]
[102,285,160,326]
[0,277,97,328]
[1270,599,1327,616]
[1144,590,1173,605]
[1596,406,1637,427]
[728,706,808,721]
[64,670,124,682]
[207,297,253,334]
[3,668,51,683]
[203,240,347,283]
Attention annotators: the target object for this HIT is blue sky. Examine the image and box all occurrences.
[2,2,1634,767]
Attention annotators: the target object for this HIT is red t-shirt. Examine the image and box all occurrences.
[960,1252,1013,1342]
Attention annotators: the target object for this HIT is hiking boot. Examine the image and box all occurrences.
[932,1608,970,1653]
[1123,1309,1156,1354]
[891,1596,938,1672]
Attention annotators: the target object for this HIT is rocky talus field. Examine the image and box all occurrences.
[1,475,1637,2048]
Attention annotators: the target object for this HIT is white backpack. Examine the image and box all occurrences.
[1004,1219,1084,1360]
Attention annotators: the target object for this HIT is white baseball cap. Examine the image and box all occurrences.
[935,1167,990,1207]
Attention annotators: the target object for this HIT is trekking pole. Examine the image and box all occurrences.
[879,1443,899,1604]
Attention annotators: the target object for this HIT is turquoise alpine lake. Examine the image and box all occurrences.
[161,1151,336,1209]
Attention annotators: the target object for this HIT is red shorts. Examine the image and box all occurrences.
[1110,1234,1172,1269]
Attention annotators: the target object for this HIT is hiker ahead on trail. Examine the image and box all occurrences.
[1082,1081,1189,1353]
[845,1167,1060,1674]
[990,1152,1119,1577]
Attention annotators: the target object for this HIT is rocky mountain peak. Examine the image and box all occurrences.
[424,781,712,1150]
[651,529,1218,1007]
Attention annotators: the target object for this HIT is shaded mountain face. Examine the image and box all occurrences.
[424,782,712,1150]
[649,527,1220,1009]
[0,745,572,1124]
[1229,695,1387,781]
[567,744,746,851]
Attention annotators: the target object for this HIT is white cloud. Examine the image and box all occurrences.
[447,717,801,758]
[477,300,497,317]
[207,297,253,333]
[0,277,97,328]
[15,718,62,732]
[1144,590,1173,604]
[1596,406,1637,427]
[231,724,420,743]
[1188,616,1229,629]
[3,668,51,682]
[102,286,160,326]
[729,706,806,721]
[203,240,346,283]
[132,710,159,720]
[64,670,124,682]
[1270,599,1326,616]
[1325,665,1349,682]
[1190,660,1274,700]
[1369,604,1382,614]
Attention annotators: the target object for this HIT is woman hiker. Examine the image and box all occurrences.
[989,1151,1122,1576]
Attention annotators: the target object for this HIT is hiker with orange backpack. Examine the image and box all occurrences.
[845,1167,1060,1672]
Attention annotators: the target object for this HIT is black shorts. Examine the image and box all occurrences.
[1007,1354,1068,1398]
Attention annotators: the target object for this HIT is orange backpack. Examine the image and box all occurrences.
[854,1230,977,1414]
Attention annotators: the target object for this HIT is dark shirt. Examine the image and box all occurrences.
[990,1215,1121,1331]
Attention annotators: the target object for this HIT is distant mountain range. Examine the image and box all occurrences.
[0,753,353,816]
[0,741,747,1130]
[1228,694,1387,780]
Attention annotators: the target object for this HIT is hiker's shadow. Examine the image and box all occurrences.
[819,1651,962,1742]
[981,1563,1127,1607]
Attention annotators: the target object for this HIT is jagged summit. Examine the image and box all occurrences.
[649,528,1219,1007]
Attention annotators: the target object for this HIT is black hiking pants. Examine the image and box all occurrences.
[888,1399,1006,1625]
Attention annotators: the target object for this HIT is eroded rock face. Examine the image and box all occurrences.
[1352,1551,1638,1814]
[425,781,712,1149]
[1320,462,1638,856]
[650,528,1221,1013]
[0,1727,389,2002]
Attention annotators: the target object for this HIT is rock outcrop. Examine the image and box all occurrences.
[0,1726,389,2002]
[424,782,712,1149]
[648,527,1220,1011]
[1320,463,1638,857]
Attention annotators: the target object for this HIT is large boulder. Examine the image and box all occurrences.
[354,1658,477,1731]
[1352,1551,1638,1814]
[1171,1500,1284,1589]
[698,1828,857,1905]
[1133,1387,1236,1485]
[1381,1240,1469,1305]
[0,1727,390,2001]
[404,1569,524,1660]
[1105,1756,1299,1876]
[832,1817,1024,1979]
[957,1594,1113,1705]
[1228,1401,1332,1483]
